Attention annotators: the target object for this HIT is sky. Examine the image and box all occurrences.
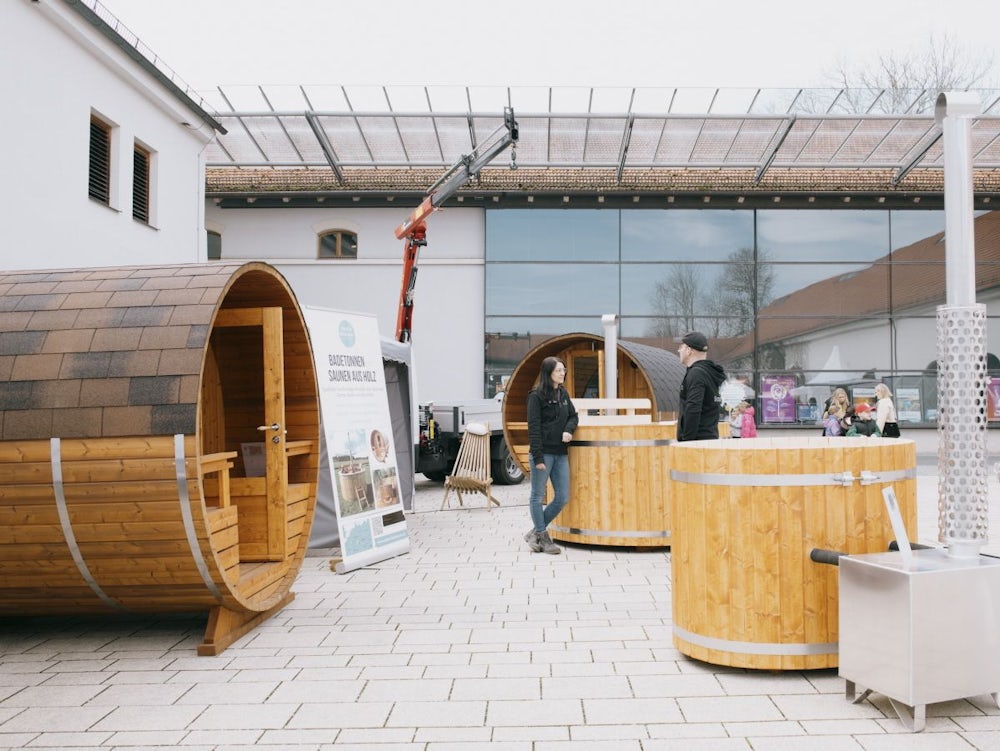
[98,0,999,95]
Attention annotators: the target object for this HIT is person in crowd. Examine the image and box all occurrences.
[740,401,757,437]
[821,387,850,434]
[728,404,743,438]
[524,356,578,555]
[845,402,880,436]
[875,383,900,437]
[824,402,845,436]
[677,332,727,442]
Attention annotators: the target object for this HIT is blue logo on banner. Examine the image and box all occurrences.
[339,320,356,347]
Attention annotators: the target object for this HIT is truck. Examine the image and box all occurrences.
[415,400,524,485]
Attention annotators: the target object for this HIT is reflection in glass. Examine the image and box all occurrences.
[486,210,619,261]
[486,263,619,316]
[621,210,753,261]
[890,210,944,251]
[757,210,889,262]
[760,262,890,316]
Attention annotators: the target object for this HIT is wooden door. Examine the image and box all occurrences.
[213,306,288,561]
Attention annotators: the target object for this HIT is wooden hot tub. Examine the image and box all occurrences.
[669,436,917,670]
[0,262,320,654]
[503,333,688,546]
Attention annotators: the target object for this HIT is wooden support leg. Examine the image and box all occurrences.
[198,593,295,656]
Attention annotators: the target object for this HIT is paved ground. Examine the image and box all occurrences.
[1,460,999,750]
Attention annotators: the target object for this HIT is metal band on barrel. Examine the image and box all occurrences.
[175,434,223,600]
[670,468,916,487]
[50,438,124,611]
[549,524,670,539]
[571,439,673,448]
[673,625,837,656]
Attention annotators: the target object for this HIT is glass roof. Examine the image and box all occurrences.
[203,86,1000,181]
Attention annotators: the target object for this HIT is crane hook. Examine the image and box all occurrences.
[509,145,518,171]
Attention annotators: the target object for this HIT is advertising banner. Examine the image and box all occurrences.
[760,374,796,423]
[896,387,923,423]
[303,306,410,574]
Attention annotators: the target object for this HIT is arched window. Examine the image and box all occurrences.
[207,230,222,260]
[318,230,358,259]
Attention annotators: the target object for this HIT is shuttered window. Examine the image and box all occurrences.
[133,144,150,223]
[89,117,111,204]
[318,230,358,259]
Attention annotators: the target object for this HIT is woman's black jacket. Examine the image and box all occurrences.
[527,386,579,465]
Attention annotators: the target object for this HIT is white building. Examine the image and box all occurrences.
[1,0,223,271]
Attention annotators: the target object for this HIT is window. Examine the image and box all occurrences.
[318,230,358,259]
[207,230,222,260]
[133,143,151,223]
[89,116,112,204]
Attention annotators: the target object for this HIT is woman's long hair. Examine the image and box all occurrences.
[535,356,565,402]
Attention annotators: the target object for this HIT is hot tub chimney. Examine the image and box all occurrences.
[935,91,989,558]
[602,314,619,399]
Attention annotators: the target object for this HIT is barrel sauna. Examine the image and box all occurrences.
[0,262,320,655]
[669,436,917,670]
[502,334,687,546]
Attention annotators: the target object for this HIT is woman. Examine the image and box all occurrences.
[524,356,578,555]
[875,383,900,437]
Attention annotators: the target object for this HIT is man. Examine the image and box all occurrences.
[677,331,727,442]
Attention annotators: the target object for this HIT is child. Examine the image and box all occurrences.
[728,404,743,438]
[740,402,757,438]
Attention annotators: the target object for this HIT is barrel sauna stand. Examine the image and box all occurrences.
[0,263,321,655]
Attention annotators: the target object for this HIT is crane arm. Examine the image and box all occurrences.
[394,107,518,342]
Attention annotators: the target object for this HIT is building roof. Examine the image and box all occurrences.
[204,85,1000,206]
[64,0,225,134]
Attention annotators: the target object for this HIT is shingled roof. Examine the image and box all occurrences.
[0,263,247,441]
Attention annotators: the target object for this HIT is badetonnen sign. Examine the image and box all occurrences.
[303,306,410,573]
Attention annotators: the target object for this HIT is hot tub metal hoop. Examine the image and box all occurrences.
[669,468,916,487]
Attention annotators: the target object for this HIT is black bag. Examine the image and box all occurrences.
[881,421,900,438]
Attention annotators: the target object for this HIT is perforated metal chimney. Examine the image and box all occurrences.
[935,92,989,558]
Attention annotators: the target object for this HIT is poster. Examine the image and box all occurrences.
[760,374,796,423]
[896,387,922,423]
[303,306,410,573]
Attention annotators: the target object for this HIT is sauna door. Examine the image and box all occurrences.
[208,306,288,562]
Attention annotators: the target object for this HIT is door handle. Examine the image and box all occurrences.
[257,423,281,432]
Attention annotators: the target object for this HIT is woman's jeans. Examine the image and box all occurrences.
[529,453,570,532]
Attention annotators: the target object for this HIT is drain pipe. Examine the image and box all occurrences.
[935,91,989,559]
[602,314,619,401]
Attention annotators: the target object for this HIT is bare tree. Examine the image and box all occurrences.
[647,265,702,338]
[715,247,775,336]
[825,33,997,114]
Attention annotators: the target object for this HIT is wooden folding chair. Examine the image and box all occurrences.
[441,422,500,511]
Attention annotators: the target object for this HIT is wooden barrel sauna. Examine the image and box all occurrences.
[0,262,320,655]
[669,436,917,670]
[502,333,687,546]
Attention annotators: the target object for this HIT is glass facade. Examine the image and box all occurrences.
[485,208,1000,427]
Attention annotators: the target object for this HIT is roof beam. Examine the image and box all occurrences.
[892,125,943,185]
[304,113,345,184]
[616,114,635,183]
[755,116,796,184]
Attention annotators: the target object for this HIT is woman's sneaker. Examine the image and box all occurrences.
[537,531,561,555]
[524,529,543,553]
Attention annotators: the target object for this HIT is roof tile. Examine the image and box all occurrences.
[80,378,130,408]
[31,380,82,409]
[52,408,102,438]
[101,405,152,437]
[11,354,63,381]
[128,375,180,406]
[42,329,96,354]
[59,352,112,379]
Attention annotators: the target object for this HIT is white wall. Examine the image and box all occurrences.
[206,204,488,402]
[0,0,214,272]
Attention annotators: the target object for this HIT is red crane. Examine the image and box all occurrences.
[394,107,518,343]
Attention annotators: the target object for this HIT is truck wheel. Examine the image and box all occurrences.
[492,444,524,485]
[422,471,446,483]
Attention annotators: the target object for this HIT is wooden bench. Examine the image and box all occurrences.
[573,398,652,426]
